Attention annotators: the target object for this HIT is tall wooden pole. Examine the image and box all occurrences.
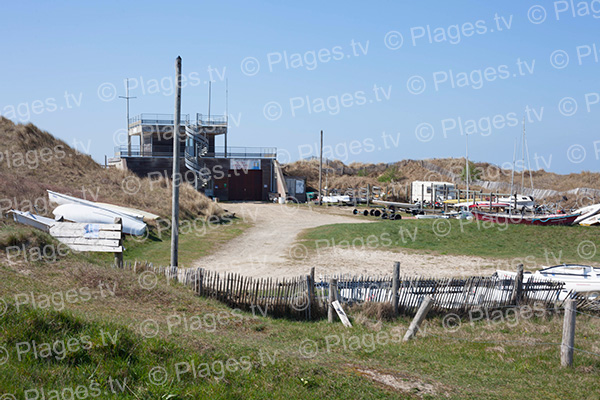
[171,56,182,267]
[318,130,323,206]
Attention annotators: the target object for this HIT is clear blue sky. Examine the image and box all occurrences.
[1,0,599,173]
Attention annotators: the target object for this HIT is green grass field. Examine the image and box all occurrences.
[1,217,600,399]
[298,219,600,267]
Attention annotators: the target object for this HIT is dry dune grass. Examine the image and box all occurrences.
[0,117,222,219]
[284,159,454,194]
[285,157,600,205]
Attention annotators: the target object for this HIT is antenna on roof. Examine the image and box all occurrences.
[225,78,228,158]
[119,78,136,157]
[208,81,212,121]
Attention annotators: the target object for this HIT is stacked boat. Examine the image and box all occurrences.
[9,190,158,236]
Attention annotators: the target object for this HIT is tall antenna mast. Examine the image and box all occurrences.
[119,78,136,157]
[225,79,228,158]
[208,81,212,121]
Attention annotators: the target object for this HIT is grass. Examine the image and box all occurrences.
[2,210,600,398]
[122,218,251,267]
[1,254,599,399]
[297,219,600,267]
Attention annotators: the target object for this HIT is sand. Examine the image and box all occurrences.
[192,202,502,279]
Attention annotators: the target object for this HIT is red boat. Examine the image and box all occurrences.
[471,211,580,226]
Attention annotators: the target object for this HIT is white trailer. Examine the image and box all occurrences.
[411,181,456,204]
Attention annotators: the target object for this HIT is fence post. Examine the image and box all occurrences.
[306,274,315,321]
[113,217,123,268]
[392,262,400,316]
[561,299,576,367]
[328,278,338,323]
[403,295,434,341]
[511,264,524,305]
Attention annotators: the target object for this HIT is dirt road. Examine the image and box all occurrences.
[193,203,497,279]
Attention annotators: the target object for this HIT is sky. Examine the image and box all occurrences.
[1,0,599,174]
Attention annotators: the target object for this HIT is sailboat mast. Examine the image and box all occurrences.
[466,133,469,204]
[510,138,517,216]
[521,117,525,193]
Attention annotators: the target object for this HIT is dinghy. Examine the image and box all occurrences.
[574,203,600,225]
[47,190,159,222]
[496,264,600,298]
[52,204,147,236]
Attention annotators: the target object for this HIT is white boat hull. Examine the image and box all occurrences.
[53,204,146,236]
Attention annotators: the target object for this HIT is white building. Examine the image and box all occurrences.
[411,181,456,203]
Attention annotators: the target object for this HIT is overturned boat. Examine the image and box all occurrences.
[496,264,600,298]
[471,210,580,226]
[47,190,159,222]
[52,204,147,236]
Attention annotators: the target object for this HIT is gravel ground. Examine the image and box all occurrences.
[193,202,499,279]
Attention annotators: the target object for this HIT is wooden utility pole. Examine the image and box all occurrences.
[561,299,576,367]
[119,78,136,157]
[171,56,182,267]
[318,130,323,206]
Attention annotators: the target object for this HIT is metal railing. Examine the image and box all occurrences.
[115,145,277,159]
[128,113,227,127]
[207,147,277,159]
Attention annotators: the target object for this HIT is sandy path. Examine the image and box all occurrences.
[193,203,500,279]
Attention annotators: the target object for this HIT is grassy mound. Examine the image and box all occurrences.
[0,117,221,220]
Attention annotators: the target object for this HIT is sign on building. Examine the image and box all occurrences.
[230,159,261,170]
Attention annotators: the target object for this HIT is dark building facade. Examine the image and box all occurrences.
[109,113,278,201]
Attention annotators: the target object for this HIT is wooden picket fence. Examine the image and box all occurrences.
[115,261,570,320]
[317,274,566,316]
[115,261,324,320]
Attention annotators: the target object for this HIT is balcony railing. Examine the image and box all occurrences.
[128,113,227,128]
[115,145,277,159]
